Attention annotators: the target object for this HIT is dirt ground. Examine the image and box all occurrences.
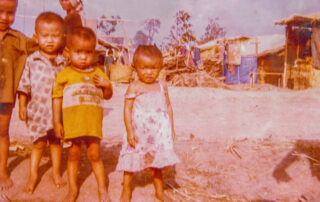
[2,84,320,202]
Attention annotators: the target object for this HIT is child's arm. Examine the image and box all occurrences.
[18,93,27,121]
[93,74,113,99]
[124,85,138,148]
[17,58,31,122]
[163,82,176,140]
[52,98,64,139]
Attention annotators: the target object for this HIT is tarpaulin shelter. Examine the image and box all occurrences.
[198,35,287,86]
[197,36,259,85]
[275,13,320,89]
[222,37,259,84]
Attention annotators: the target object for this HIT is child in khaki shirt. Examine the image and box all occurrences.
[0,0,36,191]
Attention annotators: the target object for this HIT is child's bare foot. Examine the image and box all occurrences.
[155,192,174,202]
[98,188,111,202]
[120,188,131,202]
[64,188,78,202]
[22,175,38,194]
[52,173,66,189]
[0,174,13,190]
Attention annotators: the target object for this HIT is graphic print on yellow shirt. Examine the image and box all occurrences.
[53,66,110,140]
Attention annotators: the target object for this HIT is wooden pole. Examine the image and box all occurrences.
[255,37,258,85]
[255,37,258,57]
[297,36,300,59]
[283,26,289,88]
[297,32,300,89]
[175,49,178,70]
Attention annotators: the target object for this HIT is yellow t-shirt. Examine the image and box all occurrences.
[53,66,111,140]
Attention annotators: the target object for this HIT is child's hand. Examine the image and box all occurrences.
[93,74,113,99]
[93,74,111,88]
[19,105,27,121]
[127,133,138,148]
[54,122,64,139]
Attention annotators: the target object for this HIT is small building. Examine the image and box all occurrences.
[275,13,320,89]
[198,34,288,87]
[257,35,285,87]
[198,36,261,85]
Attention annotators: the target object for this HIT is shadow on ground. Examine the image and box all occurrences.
[273,139,320,182]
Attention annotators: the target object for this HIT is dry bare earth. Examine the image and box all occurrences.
[2,84,320,201]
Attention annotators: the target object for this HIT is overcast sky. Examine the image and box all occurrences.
[12,0,320,45]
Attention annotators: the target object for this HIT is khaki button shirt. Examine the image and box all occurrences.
[0,29,37,103]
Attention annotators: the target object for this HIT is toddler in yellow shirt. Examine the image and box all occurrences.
[53,27,113,202]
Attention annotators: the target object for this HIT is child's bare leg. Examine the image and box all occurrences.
[86,139,110,202]
[0,112,13,190]
[49,142,65,188]
[120,171,133,202]
[23,140,46,194]
[65,142,81,202]
[152,168,173,202]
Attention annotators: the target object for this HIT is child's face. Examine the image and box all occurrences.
[134,55,162,84]
[0,0,17,32]
[35,22,64,57]
[69,39,95,69]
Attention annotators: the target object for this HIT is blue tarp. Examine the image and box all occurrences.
[223,56,258,84]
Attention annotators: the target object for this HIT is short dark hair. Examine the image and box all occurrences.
[66,27,96,49]
[35,12,64,33]
[0,0,18,11]
[133,45,163,67]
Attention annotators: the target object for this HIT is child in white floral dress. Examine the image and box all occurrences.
[116,45,179,202]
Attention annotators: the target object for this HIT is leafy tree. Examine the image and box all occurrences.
[98,15,121,35]
[133,30,149,46]
[166,10,197,50]
[200,17,226,43]
[143,18,161,45]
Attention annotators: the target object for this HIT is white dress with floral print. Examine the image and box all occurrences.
[116,81,179,172]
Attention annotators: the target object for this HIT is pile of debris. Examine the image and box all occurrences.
[168,70,228,88]
[163,51,226,88]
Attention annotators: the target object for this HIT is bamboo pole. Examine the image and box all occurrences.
[255,37,258,85]
[283,26,289,88]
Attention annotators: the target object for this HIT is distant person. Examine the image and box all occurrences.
[193,47,201,67]
[17,12,66,194]
[59,0,83,34]
[52,27,112,202]
[104,49,114,77]
[116,45,179,202]
[0,0,37,190]
[303,39,312,59]
[121,48,130,65]
[116,50,125,65]
[184,45,196,69]
[59,0,84,58]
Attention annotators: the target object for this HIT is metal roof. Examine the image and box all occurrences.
[275,13,320,27]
